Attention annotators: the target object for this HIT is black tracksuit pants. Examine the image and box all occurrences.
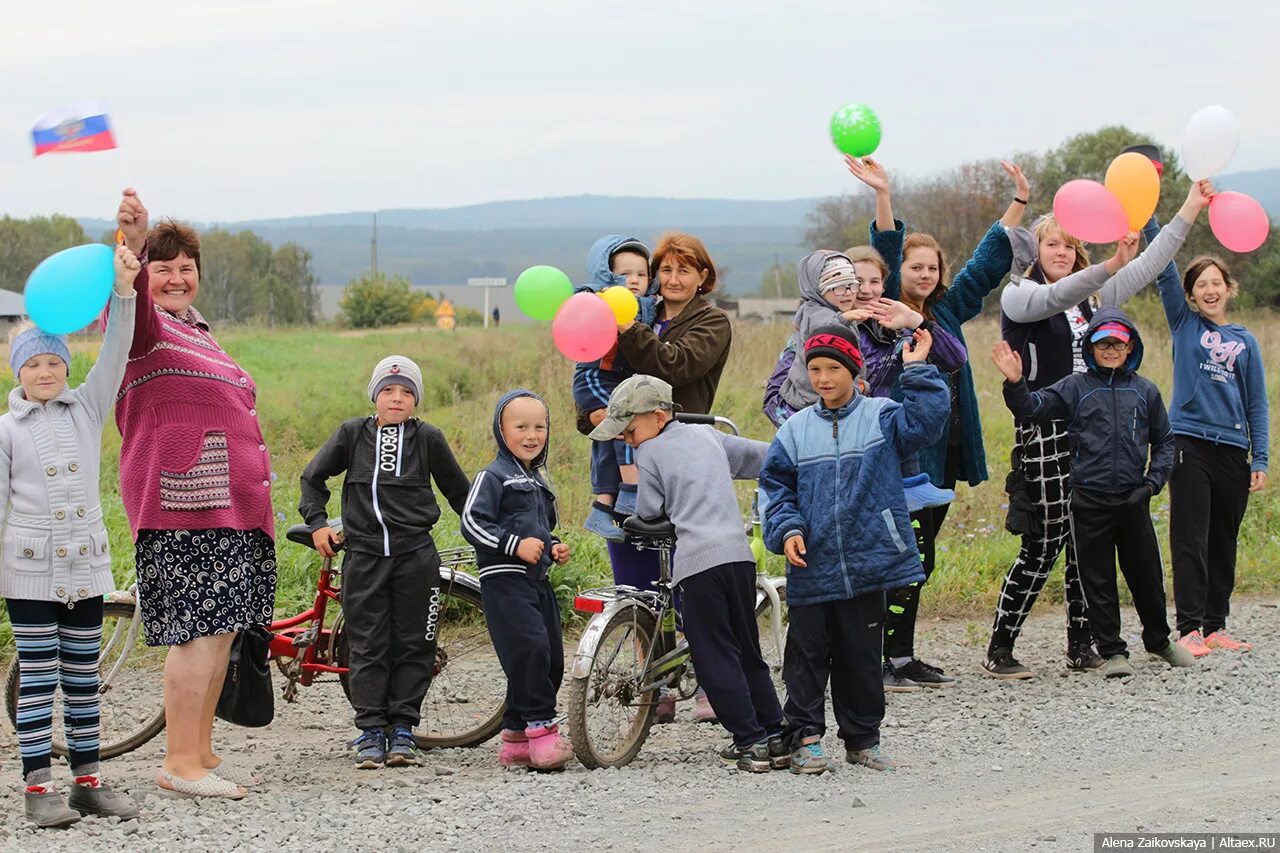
[342,544,441,730]
[680,561,784,748]
[783,591,885,752]
[1069,493,1172,659]
[482,572,563,731]
[1169,436,1252,637]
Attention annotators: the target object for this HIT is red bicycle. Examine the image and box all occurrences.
[4,519,507,756]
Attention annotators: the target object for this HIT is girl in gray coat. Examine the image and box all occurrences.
[1,245,140,827]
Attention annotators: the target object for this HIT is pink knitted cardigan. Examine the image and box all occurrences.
[114,267,275,540]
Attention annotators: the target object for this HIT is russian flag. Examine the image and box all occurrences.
[32,101,117,157]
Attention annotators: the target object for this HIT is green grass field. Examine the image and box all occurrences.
[2,300,1278,650]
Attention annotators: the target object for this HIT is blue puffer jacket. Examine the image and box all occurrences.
[760,363,949,607]
[571,235,659,413]
[460,390,561,581]
[1001,308,1174,495]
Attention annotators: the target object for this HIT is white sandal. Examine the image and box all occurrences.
[157,770,247,800]
[208,762,261,787]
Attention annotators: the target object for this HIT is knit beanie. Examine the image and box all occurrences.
[368,355,423,404]
[9,328,71,377]
[804,325,864,376]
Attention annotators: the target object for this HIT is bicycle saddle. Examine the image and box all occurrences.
[286,518,345,550]
[622,515,676,539]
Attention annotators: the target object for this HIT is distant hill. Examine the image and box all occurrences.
[75,172,1280,299]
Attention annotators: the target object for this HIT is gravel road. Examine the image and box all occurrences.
[3,600,1277,852]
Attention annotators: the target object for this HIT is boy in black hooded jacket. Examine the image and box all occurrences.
[992,308,1195,676]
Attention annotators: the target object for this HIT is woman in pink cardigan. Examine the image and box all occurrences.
[115,190,276,799]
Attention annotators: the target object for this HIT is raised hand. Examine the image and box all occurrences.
[867,298,923,330]
[116,188,149,254]
[1104,232,1140,274]
[903,328,932,363]
[845,155,890,193]
[1001,160,1030,201]
[991,341,1024,382]
[114,244,141,294]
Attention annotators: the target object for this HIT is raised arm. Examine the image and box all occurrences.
[1097,181,1212,308]
[845,155,894,233]
[941,222,1015,324]
[992,341,1072,422]
[113,190,164,355]
[77,246,139,423]
[999,161,1031,230]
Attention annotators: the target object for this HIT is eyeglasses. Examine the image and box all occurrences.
[823,283,860,296]
[1092,340,1129,352]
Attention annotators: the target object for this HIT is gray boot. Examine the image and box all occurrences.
[25,789,82,829]
[68,780,141,820]
[1103,654,1135,678]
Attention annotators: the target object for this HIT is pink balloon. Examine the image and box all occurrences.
[1052,180,1130,244]
[1209,191,1270,253]
[552,292,618,361]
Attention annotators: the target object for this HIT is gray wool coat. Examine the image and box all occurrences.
[0,292,135,604]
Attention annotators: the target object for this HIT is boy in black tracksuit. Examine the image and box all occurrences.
[992,309,1195,676]
[461,389,574,771]
[300,355,470,767]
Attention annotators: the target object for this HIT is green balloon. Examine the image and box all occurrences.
[830,103,882,158]
[514,265,574,321]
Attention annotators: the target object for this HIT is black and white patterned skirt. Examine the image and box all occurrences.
[135,528,277,647]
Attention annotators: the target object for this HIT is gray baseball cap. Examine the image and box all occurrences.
[588,374,676,441]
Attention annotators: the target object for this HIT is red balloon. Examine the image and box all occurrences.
[552,292,618,361]
[1052,180,1130,244]
[1209,191,1270,253]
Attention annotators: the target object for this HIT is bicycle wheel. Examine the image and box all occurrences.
[336,578,506,749]
[754,579,788,697]
[567,603,659,769]
[4,600,167,759]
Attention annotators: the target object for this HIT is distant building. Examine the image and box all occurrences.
[0,289,26,331]
[714,297,797,323]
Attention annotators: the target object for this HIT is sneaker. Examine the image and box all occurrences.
[767,735,791,770]
[882,661,922,692]
[789,736,830,775]
[524,723,574,771]
[655,688,677,724]
[68,776,140,820]
[1103,654,1135,678]
[1204,630,1252,652]
[1177,630,1212,658]
[732,741,773,773]
[896,658,956,687]
[584,503,624,542]
[385,726,422,767]
[24,787,81,829]
[693,690,718,723]
[351,728,387,769]
[846,743,897,773]
[983,647,1033,680]
[902,473,955,513]
[498,729,531,768]
[1065,642,1105,671]
[1155,642,1196,668]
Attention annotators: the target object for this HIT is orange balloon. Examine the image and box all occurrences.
[1104,152,1161,230]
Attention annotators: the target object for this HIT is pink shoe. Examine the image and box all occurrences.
[1177,630,1212,659]
[655,690,677,724]
[1204,630,1252,652]
[524,724,574,771]
[693,690,718,723]
[498,729,531,768]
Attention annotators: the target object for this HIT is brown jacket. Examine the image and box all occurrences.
[577,295,733,435]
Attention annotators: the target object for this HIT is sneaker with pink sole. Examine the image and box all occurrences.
[498,729,531,768]
[693,691,718,723]
[1177,630,1212,658]
[1204,630,1252,652]
[524,724,574,771]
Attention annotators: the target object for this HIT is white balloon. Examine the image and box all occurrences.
[1181,105,1241,181]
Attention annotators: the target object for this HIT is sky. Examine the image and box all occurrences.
[2,0,1277,223]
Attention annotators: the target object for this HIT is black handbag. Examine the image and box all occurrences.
[215,625,275,727]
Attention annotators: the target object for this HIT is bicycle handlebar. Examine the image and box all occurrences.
[675,413,740,436]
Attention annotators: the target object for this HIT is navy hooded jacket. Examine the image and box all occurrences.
[1001,307,1174,497]
[460,390,561,581]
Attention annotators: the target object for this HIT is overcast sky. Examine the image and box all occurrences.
[3,0,1276,222]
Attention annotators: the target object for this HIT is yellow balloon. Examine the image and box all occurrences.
[1104,152,1161,230]
[600,286,639,326]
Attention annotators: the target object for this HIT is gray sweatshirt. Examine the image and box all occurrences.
[780,250,854,410]
[635,421,767,585]
[1000,215,1191,323]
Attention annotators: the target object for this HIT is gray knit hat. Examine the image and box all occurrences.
[368,355,423,404]
[9,328,71,378]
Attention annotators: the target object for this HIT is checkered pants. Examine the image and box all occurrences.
[990,420,1091,651]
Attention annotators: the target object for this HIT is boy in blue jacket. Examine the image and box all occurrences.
[992,309,1196,677]
[461,390,574,770]
[573,236,658,541]
[761,324,948,774]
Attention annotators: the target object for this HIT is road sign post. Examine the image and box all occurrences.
[467,277,508,328]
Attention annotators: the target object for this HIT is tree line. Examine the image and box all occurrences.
[764,126,1280,309]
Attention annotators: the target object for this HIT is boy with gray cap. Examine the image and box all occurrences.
[300,355,471,769]
[590,375,787,773]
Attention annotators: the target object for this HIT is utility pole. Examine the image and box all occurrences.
[371,212,379,276]
[774,253,780,297]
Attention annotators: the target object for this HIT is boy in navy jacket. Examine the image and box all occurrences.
[992,309,1195,676]
[461,390,574,770]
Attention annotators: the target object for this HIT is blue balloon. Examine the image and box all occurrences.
[24,243,116,334]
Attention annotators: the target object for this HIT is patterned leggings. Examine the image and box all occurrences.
[989,421,1091,651]
[6,597,103,780]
